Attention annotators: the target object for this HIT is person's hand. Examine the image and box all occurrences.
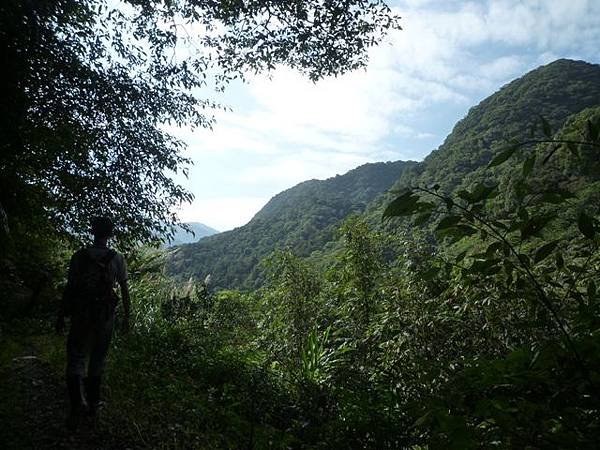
[55,316,65,335]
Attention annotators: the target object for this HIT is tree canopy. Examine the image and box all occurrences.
[0,0,400,246]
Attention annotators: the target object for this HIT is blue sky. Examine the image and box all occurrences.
[171,0,600,231]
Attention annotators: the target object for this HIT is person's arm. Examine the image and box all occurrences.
[56,253,77,334]
[120,279,131,333]
[117,254,131,333]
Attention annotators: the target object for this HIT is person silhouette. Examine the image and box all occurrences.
[55,216,130,430]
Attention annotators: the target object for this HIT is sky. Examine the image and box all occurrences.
[172,0,600,232]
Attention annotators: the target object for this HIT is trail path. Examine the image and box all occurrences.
[0,346,139,450]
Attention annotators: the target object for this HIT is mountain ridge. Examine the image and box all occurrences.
[167,222,219,247]
[168,160,416,288]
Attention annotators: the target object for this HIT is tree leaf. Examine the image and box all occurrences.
[470,258,500,274]
[440,225,477,242]
[539,115,552,138]
[534,240,559,263]
[555,252,564,270]
[577,212,596,239]
[436,215,462,231]
[520,215,553,240]
[383,190,419,220]
[413,211,432,226]
[485,241,503,256]
[488,144,519,168]
[586,119,599,142]
[421,266,440,281]
[588,280,597,303]
[522,153,536,177]
[539,189,575,204]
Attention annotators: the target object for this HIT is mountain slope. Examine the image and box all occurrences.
[365,59,600,220]
[168,161,415,289]
[167,222,219,247]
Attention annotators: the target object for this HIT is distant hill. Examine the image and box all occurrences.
[167,161,416,289]
[166,222,219,247]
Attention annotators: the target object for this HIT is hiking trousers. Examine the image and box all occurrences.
[66,310,115,378]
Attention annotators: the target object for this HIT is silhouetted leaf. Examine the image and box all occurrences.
[520,215,553,240]
[565,142,580,158]
[413,212,432,226]
[588,280,597,303]
[470,258,500,274]
[455,250,468,262]
[539,115,552,138]
[383,190,419,220]
[522,153,536,177]
[421,266,440,281]
[586,119,599,142]
[534,240,559,263]
[436,215,462,231]
[440,225,477,242]
[486,241,503,256]
[539,189,575,204]
[577,212,595,239]
[488,144,519,168]
[471,183,499,203]
[456,190,472,203]
[555,252,564,270]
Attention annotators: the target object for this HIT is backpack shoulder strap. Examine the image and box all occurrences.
[100,249,117,265]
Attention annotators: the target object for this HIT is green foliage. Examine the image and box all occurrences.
[383,108,600,447]
[169,161,415,289]
[259,249,323,369]
[1,0,398,249]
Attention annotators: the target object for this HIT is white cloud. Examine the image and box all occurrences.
[236,149,373,187]
[178,196,270,231]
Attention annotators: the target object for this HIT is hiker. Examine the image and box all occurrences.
[55,216,130,430]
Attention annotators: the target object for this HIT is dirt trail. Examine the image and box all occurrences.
[1,348,139,450]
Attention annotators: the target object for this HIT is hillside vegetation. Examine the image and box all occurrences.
[366,58,600,221]
[168,161,415,289]
[170,59,600,291]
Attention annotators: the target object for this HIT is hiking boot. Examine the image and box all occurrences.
[84,375,102,417]
[66,375,85,431]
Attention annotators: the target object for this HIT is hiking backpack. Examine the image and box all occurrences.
[70,248,118,317]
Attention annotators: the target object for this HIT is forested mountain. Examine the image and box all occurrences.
[170,59,600,290]
[168,161,415,288]
[382,59,600,201]
[166,222,219,247]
